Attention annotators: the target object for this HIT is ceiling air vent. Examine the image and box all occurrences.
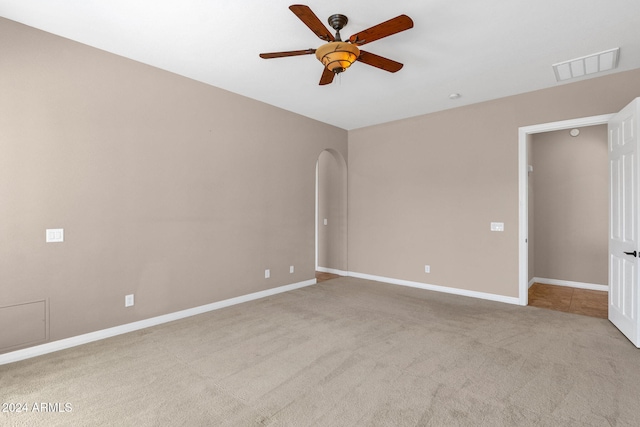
[552,48,619,82]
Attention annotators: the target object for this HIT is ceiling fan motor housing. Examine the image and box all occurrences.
[315,14,359,73]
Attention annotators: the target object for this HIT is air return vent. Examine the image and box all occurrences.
[552,48,619,82]
[0,300,48,352]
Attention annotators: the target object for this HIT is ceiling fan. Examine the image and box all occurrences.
[259,4,414,85]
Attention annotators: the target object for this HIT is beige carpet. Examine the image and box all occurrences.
[2,276,639,426]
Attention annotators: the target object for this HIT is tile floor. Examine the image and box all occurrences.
[528,282,608,319]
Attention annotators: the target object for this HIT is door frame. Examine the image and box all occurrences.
[518,113,614,306]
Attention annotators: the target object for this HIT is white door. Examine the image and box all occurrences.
[609,98,640,347]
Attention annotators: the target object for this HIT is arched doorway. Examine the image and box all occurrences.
[315,149,348,279]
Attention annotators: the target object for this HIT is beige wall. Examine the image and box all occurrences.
[348,69,640,298]
[0,19,347,353]
[531,126,608,285]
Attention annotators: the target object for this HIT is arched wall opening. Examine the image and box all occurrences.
[315,149,348,275]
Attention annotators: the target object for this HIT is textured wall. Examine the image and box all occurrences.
[0,18,347,352]
[348,69,640,298]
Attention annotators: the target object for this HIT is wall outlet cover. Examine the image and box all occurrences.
[46,228,64,243]
[125,294,134,307]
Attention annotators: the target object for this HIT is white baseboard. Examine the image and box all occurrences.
[528,278,536,289]
[0,278,317,366]
[531,277,608,292]
[347,271,520,305]
[316,266,349,276]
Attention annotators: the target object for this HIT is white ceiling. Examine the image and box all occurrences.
[2,0,640,130]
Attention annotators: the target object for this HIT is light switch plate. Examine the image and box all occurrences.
[490,222,505,232]
[46,228,64,243]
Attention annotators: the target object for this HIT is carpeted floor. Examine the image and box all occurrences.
[2,276,639,426]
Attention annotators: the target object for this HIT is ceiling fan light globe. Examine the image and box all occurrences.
[315,42,360,73]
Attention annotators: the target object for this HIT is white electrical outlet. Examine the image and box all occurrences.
[265,269,270,279]
[425,265,431,273]
[290,266,294,274]
[323,218,328,226]
[46,228,64,243]
[125,294,134,307]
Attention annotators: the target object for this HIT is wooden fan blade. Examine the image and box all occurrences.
[259,49,316,59]
[349,15,413,46]
[357,50,403,72]
[319,67,335,85]
[290,4,335,41]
